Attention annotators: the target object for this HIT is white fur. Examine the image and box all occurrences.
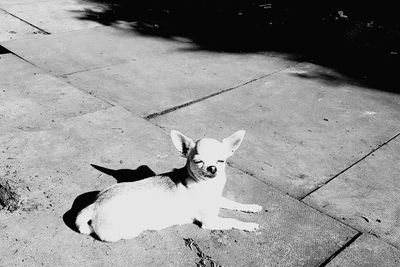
[75,130,262,242]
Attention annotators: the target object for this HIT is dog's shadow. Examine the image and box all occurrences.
[63,164,156,233]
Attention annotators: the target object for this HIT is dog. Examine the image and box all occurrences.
[75,130,262,242]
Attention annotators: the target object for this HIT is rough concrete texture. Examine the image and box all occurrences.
[0,9,45,42]
[326,234,400,267]
[0,0,46,5]
[304,137,400,249]
[1,3,400,265]
[2,25,291,78]
[1,26,192,75]
[0,107,196,266]
[0,0,101,34]
[0,54,109,133]
[152,63,400,198]
[0,106,357,266]
[0,176,20,211]
[63,51,291,116]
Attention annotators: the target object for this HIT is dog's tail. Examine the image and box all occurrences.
[75,204,95,235]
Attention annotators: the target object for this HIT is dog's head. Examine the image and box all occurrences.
[171,130,245,180]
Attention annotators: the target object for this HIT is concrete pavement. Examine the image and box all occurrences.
[1,1,400,266]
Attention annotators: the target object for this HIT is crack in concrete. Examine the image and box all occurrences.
[145,64,297,120]
[318,232,363,267]
[228,161,363,235]
[0,8,50,35]
[2,47,48,74]
[59,60,135,77]
[300,131,400,200]
[226,161,369,267]
[0,107,117,135]
[226,161,299,201]
[183,238,221,267]
[300,200,361,233]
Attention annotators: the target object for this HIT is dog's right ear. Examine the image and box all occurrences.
[171,130,195,157]
[222,130,245,157]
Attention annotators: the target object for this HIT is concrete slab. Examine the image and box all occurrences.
[0,106,357,266]
[0,53,109,133]
[0,0,49,5]
[303,136,400,249]
[326,234,400,267]
[0,9,46,42]
[63,51,291,116]
[0,107,178,212]
[201,166,357,266]
[152,63,400,198]
[2,25,291,79]
[1,26,194,75]
[0,107,197,266]
[0,0,101,34]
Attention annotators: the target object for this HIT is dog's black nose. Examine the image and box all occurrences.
[207,166,217,174]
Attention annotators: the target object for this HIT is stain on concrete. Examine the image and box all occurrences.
[0,170,20,211]
[184,238,221,267]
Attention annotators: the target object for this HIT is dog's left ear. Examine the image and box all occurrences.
[171,130,195,157]
[222,130,245,157]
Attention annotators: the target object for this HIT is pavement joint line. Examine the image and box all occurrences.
[2,46,50,73]
[226,161,277,189]
[52,105,146,128]
[227,161,364,235]
[0,107,118,135]
[0,8,50,35]
[299,131,400,200]
[318,232,363,267]
[58,59,136,77]
[2,52,124,108]
[60,79,118,108]
[141,119,168,131]
[226,160,307,201]
[1,52,117,111]
[144,63,299,120]
[227,135,400,252]
[300,200,361,233]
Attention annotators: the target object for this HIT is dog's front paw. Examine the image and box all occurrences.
[244,204,263,213]
[242,222,260,232]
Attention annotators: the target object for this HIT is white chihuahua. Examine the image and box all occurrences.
[75,130,262,242]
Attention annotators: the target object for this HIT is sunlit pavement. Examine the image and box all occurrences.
[1,1,400,266]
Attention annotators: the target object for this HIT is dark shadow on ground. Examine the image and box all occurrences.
[76,0,399,93]
[63,164,193,235]
[63,190,100,233]
[90,164,156,183]
[0,45,11,55]
[63,164,156,233]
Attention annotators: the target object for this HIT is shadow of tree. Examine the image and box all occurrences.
[76,0,399,93]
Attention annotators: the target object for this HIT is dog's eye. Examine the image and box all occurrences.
[193,160,204,168]
[217,160,225,163]
[193,160,204,166]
